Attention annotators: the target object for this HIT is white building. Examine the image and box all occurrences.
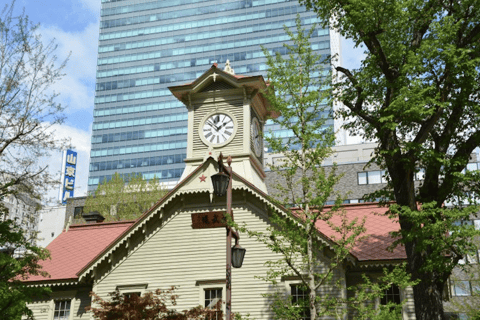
[37,205,67,248]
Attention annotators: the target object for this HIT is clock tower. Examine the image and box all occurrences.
[168,62,272,192]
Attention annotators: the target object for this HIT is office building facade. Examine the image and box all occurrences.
[88,0,339,190]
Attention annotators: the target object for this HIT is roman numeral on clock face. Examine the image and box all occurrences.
[202,113,235,145]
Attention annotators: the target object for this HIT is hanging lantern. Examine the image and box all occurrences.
[211,171,230,197]
[231,243,246,268]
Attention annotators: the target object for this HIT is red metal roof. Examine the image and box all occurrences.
[25,221,134,282]
[232,169,405,262]
[312,203,406,261]
[25,201,405,284]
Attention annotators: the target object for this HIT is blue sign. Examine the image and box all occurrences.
[62,149,77,205]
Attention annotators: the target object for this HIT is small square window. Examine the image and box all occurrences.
[74,207,83,219]
[53,300,71,320]
[452,281,471,296]
[368,171,381,184]
[358,172,367,185]
[381,284,401,305]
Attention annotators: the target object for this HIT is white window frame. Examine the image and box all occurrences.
[289,283,311,320]
[373,286,407,320]
[280,278,313,320]
[451,280,472,296]
[357,170,388,185]
[368,171,382,184]
[48,290,76,320]
[196,279,226,314]
[377,284,403,307]
[116,283,148,297]
[358,172,368,185]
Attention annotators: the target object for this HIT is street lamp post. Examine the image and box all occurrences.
[211,154,246,320]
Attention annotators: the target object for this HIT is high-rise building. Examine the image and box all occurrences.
[1,193,40,246]
[88,0,340,191]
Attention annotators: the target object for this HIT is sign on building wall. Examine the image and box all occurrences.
[62,149,77,205]
[191,211,227,229]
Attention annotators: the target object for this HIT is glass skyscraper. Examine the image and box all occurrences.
[88,0,340,191]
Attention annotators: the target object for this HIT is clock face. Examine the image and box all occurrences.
[251,117,262,157]
[202,113,235,145]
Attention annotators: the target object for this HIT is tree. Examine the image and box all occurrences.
[0,1,70,317]
[83,173,167,222]
[0,1,70,201]
[87,286,220,320]
[297,0,480,318]
[240,17,367,320]
[0,203,51,320]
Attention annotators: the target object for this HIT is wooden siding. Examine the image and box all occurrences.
[24,300,50,320]
[26,189,413,320]
[92,191,342,319]
[192,95,244,158]
[26,286,91,320]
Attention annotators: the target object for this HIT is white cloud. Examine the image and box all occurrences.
[39,21,99,113]
[79,0,101,15]
[340,36,366,71]
[41,123,92,204]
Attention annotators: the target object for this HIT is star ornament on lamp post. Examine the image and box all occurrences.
[211,153,246,320]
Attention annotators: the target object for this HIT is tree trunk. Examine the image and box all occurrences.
[307,222,317,320]
[410,270,446,320]
[401,227,447,320]
[397,176,447,320]
[398,217,447,320]
[392,162,447,320]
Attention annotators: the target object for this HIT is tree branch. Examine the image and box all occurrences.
[335,66,380,128]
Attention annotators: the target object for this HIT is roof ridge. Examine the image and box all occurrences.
[289,201,394,210]
[68,220,136,230]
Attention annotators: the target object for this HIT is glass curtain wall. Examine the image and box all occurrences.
[88,0,336,190]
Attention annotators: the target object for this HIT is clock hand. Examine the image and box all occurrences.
[218,119,232,130]
[207,120,219,131]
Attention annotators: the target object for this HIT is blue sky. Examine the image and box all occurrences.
[15,0,100,133]
[11,0,101,200]
[11,0,365,201]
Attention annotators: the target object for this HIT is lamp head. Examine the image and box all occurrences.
[211,171,230,197]
[231,243,246,268]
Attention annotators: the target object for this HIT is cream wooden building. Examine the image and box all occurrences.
[24,64,415,320]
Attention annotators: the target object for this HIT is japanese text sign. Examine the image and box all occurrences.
[191,211,228,229]
[62,149,77,205]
